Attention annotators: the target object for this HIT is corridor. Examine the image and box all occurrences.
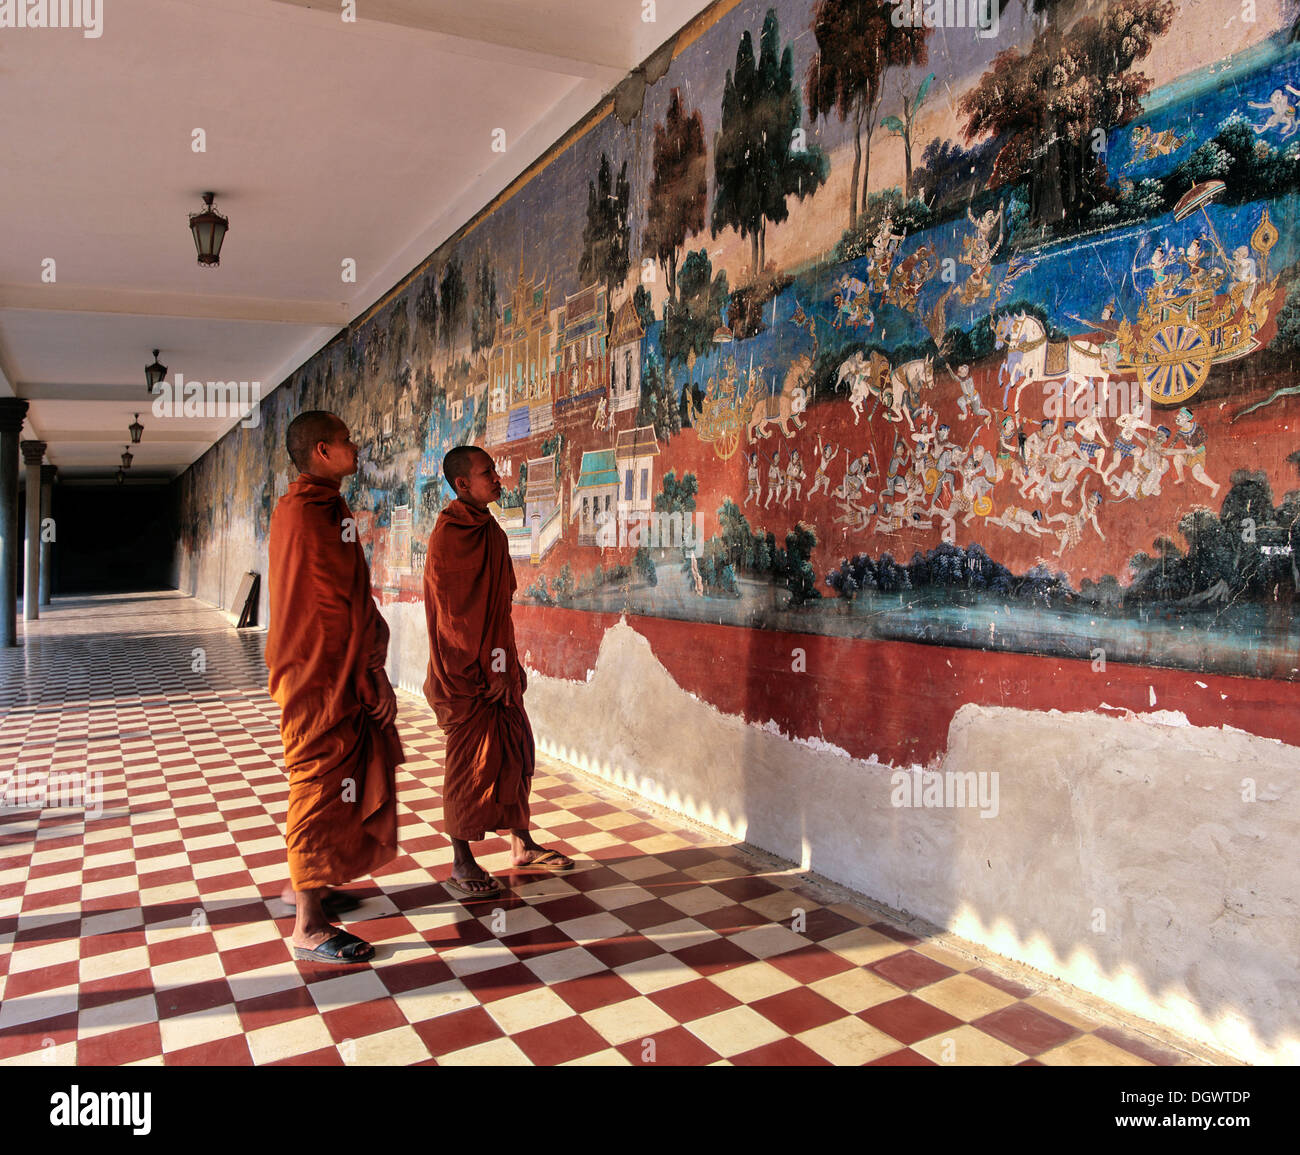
[0,593,1217,1066]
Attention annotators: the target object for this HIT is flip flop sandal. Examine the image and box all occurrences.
[445,875,502,899]
[293,930,374,965]
[513,850,575,872]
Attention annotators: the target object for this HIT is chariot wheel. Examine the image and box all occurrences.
[1139,320,1212,405]
[714,426,740,461]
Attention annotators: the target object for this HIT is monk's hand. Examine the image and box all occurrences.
[367,669,398,729]
[484,677,510,705]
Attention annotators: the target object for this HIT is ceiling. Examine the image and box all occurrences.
[0,0,716,480]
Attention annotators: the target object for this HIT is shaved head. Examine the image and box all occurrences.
[287,411,343,472]
[443,445,489,490]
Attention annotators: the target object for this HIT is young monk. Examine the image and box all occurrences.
[422,445,573,896]
[266,411,403,964]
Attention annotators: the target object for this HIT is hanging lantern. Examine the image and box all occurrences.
[121,445,134,469]
[145,349,167,392]
[189,192,229,267]
[129,413,144,444]
[116,468,125,485]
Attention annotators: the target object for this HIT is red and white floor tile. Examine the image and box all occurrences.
[0,592,1215,1066]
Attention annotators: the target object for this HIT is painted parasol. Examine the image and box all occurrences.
[1172,180,1226,221]
[1173,179,1228,256]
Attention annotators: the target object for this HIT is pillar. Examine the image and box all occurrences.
[20,440,46,622]
[0,398,30,646]
[40,464,55,606]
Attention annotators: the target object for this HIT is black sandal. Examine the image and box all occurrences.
[293,930,374,965]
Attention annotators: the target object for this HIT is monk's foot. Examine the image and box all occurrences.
[291,926,374,965]
[291,923,344,951]
[448,860,501,896]
[449,875,499,893]
[511,846,574,872]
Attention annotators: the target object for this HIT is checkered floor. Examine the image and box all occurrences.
[0,591,1210,1066]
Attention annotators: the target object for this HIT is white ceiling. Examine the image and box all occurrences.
[0,0,714,477]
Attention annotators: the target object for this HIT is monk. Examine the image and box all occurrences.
[265,411,403,963]
[422,445,573,896]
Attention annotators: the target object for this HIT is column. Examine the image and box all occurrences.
[21,440,46,622]
[0,398,30,646]
[40,464,55,606]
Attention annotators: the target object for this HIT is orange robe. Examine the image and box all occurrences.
[422,498,533,841]
[265,472,403,889]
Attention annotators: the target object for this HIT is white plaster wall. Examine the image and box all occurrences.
[523,618,1300,1065]
[381,599,431,696]
[176,512,267,625]
[173,531,1299,1064]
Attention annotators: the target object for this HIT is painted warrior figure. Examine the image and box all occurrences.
[744,451,762,507]
[1163,407,1219,498]
[1249,85,1300,137]
[781,449,807,505]
[958,201,1003,304]
[1049,486,1105,555]
[948,362,990,424]
[808,437,839,497]
[765,446,783,508]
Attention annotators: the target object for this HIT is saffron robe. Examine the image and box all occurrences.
[422,498,534,841]
[266,473,402,889]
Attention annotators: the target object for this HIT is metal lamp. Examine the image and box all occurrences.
[145,350,167,392]
[189,192,229,267]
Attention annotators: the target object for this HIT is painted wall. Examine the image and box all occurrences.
[174,0,1300,1062]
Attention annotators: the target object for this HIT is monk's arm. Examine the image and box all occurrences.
[426,562,498,697]
[360,585,391,672]
[350,544,397,725]
[275,507,357,671]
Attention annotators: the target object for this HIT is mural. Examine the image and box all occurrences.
[180,0,1300,681]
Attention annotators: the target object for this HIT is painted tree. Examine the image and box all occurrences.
[806,0,928,231]
[634,546,658,586]
[880,72,934,203]
[438,257,466,350]
[636,348,681,442]
[645,88,708,302]
[579,153,631,302]
[960,0,1175,227]
[471,252,498,354]
[661,249,729,376]
[632,284,655,330]
[364,311,388,378]
[413,272,438,360]
[913,137,998,218]
[655,469,699,515]
[380,301,410,380]
[713,8,829,276]
[776,523,821,605]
